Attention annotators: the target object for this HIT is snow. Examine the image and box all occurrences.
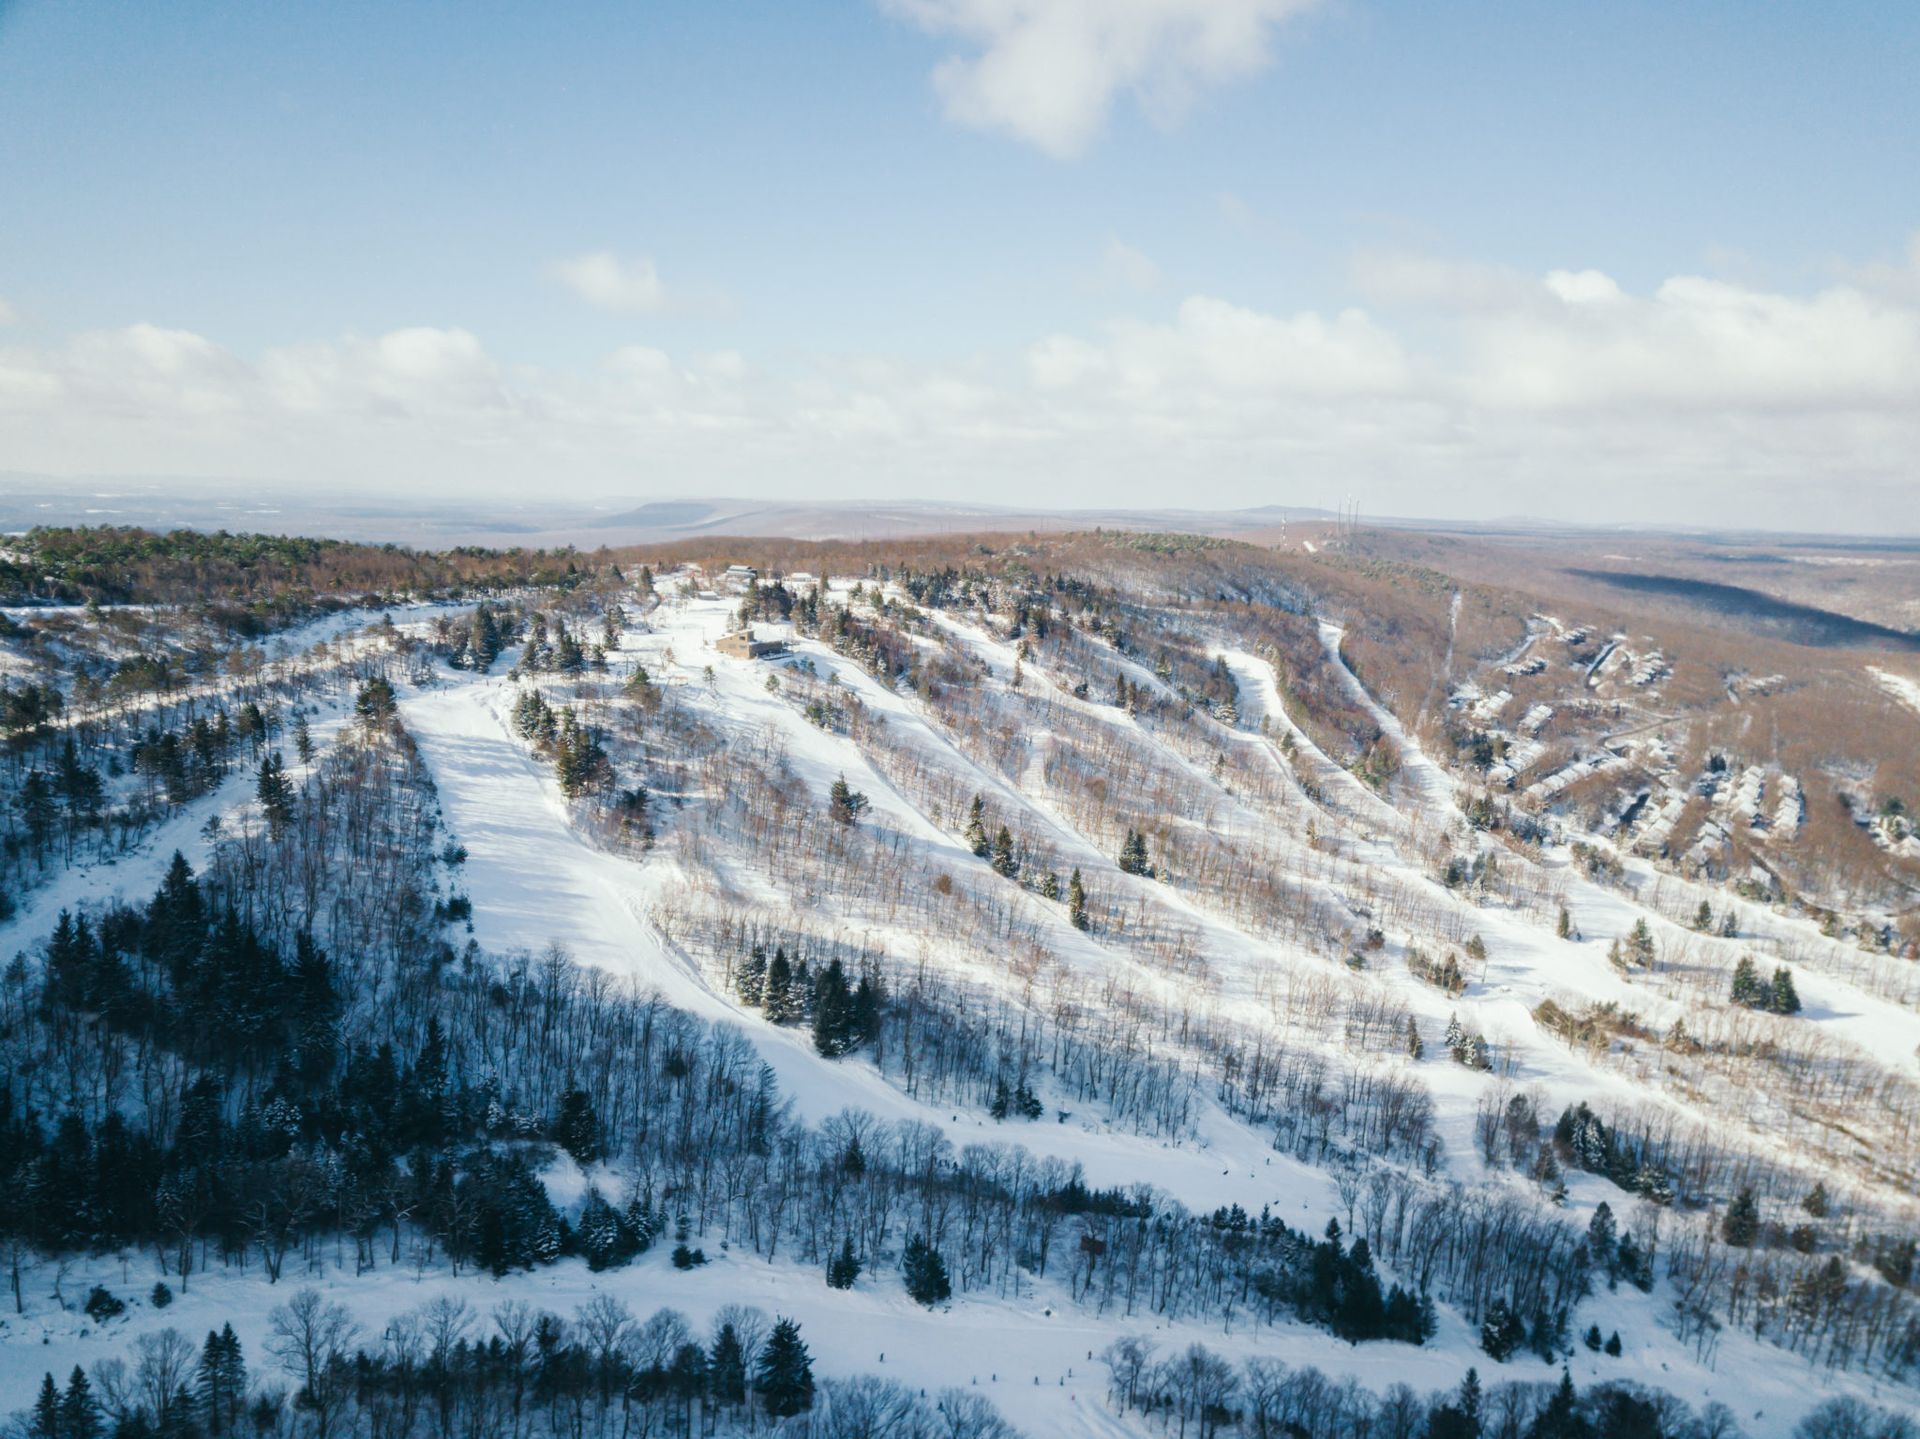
[7,580,1918,1432]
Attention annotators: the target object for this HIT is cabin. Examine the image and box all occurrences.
[715,628,788,660]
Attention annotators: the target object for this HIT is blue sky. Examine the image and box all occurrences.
[2,0,1918,529]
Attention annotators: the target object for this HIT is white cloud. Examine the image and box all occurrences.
[882,0,1323,157]
[1030,296,1409,401]
[551,252,669,315]
[1350,251,1539,312]
[5,250,1920,531]
[1461,270,1920,411]
[1091,237,1162,293]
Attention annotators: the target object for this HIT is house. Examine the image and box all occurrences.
[715,628,789,660]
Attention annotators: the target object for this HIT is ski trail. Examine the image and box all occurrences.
[397,656,1306,1215]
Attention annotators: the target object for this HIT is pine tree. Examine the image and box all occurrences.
[292,714,314,765]
[1730,955,1764,1006]
[763,948,800,1023]
[554,1087,599,1163]
[1529,1370,1590,1439]
[705,1323,745,1407]
[1768,966,1801,1015]
[355,675,397,734]
[1068,868,1089,931]
[1693,900,1713,931]
[29,1374,58,1439]
[1627,918,1656,966]
[1404,1015,1423,1059]
[291,931,340,1086]
[59,1365,101,1439]
[828,774,869,826]
[554,714,609,798]
[1587,1201,1616,1262]
[810,959,857,1057]
[990,825,1018,878]
[736,944,768,1005]
[964,795,990,857]
[577,1188,635,1271]
[256,751,295,836]
[1722,1187,1760,1247]
[1479,1297,1525,1361]
[196,1325,246,1437]
[826,1236,861,1289]
[469,604,502,672]
[755,1318,815,1418]
[1804,1181,1830,1218]
[903,1234,951,1306]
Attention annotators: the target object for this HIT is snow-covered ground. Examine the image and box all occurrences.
[5,579,1917,1432]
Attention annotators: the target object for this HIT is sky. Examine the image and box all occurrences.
[1,0,1918,531]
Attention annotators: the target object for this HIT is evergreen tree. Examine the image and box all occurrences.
[755,1317,815,1418]
[828,774,869,826]
[148,851,205,985]
[827,1236,861,1289]
[29,1373,59,1439]
[355,675,397,734]
[810,959,857,1057]
[903,1234,951,1306]
[850,972,882,1050]
[1693,900,1713,931]
[1425,1369,1483,1439]
[1804,1181,1830,1218]
[554,714,610,798]
[290,932,340,1086]
[710,1323,748,1406]
[1768,966,1802,1015]
[1722,1187,1761,1247]
[469,604,502,672]
[1068,868,1089,931]
[990,825,1018,879]
[554,1087,599,1163]
[735,944,768,1005]
[1526,1370,1591,1439]
[59,1365,101,1439]
[762,948,801,1024]
[1587,1201,1616,1263]
[1479,1297,1525,1361]
[196,1325,246,1436]
[1730,955,1764,1006]
[964,795,990,857]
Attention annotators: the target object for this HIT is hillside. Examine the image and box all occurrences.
[0,528,1914,1438]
